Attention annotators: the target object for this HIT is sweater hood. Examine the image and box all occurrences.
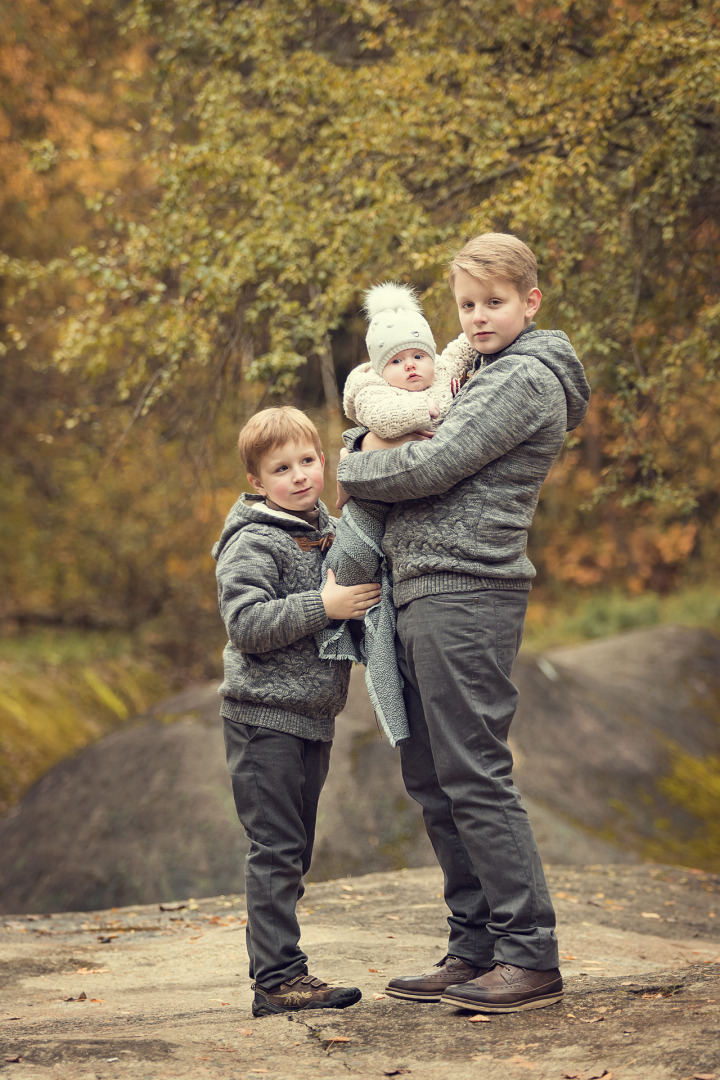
[484,324,591,432]
[212,493,332,562]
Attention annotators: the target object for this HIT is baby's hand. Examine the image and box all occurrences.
[321,569,381,621]
[427,398,439,419]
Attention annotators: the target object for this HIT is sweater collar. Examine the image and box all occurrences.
[264,497,321,528]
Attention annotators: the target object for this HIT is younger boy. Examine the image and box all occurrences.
[343,281,475,440]
[337,233,591,1014]
[213,406,380,1017]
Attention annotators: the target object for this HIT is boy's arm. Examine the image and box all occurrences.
[343,363,438,439]
[338,357,556,502]
[216,532,328,655]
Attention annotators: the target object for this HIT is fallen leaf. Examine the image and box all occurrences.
[373,993,387,1000]
[238,1028,253,1036]
[561,955,577,960]
[368,967,380,973]
[469,1014,491,1023]
[77,991,87,1001]
[383,1070,411,1076]
[693,1075,716,1079]
[5,1057,22,1064]
[640,912,661,919]
[578,1015,605,1023]
[326,1036,352,1053]
[159,902,187,912]
[90,998,105,1004]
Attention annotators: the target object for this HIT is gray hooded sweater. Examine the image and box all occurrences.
[337,324,591,605]
[212,494,351,741]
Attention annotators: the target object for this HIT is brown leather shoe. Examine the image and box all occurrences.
[441,962,563,1013]
[385,954,491,1002]
[252,974,361,1017]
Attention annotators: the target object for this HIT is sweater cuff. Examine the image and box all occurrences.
[302,591,330,631]
[342,425,369,452]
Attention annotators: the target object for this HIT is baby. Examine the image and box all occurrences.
[315,284,475,748]
[343,282,475,440]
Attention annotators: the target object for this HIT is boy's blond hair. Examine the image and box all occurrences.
[238,406,323,477]
[448,233,538,297]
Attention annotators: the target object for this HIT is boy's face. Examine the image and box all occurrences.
[248,440,325,512]
[453,269,542,356]
[382,348,435,392]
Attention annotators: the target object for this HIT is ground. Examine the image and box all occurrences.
[2,863,719,1080]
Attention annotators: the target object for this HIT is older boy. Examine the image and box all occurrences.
[213,406,380,1017]
[337,233,591,1013]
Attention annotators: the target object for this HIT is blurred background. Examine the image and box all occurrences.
[1,0,719,910]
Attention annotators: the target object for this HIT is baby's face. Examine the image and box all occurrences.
[383,348,435,392]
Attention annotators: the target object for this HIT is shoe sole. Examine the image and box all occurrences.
[384,987,443,1002]
[440,991,563,1013]
[252,989,362,1017]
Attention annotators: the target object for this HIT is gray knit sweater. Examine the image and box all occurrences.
[337,324,591,605]
[212,494,351,741]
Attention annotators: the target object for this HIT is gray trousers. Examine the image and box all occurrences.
[396,591,559,970]
[223,719,331,989]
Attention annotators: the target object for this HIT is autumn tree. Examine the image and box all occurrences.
[2,0,720,648]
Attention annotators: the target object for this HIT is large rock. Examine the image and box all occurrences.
[510,625,720,859]
[0,625,718,914]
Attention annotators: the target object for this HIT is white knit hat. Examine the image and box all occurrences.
[364,282,436,375]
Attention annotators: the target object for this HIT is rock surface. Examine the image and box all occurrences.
[1,862,719,1080]
[0,624,718,914]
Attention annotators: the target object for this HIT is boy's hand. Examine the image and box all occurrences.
[322,569,381,621]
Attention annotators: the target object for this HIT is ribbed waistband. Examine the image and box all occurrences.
[393,573,531,608]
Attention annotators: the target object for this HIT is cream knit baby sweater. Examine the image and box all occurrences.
[343,333,476,439]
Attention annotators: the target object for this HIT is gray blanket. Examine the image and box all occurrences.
[315,498,409,747]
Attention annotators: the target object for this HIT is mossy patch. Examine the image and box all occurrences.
[0,631,176,816]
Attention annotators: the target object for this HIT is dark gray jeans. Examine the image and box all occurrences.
[223,719,331,989]
[396,590,559,970]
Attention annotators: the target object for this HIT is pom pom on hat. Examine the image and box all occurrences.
[364,281,436,375]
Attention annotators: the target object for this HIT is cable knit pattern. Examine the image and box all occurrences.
[338,325,591,606]
[212,494,351,741]
[343,333,476,439]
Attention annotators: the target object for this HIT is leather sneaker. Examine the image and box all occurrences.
[252,974,362,1017]
[441,962,563,1013]
[385,954,491,1002]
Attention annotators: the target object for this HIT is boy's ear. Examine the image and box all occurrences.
[247,472,266,496]
[525,288,542,320]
